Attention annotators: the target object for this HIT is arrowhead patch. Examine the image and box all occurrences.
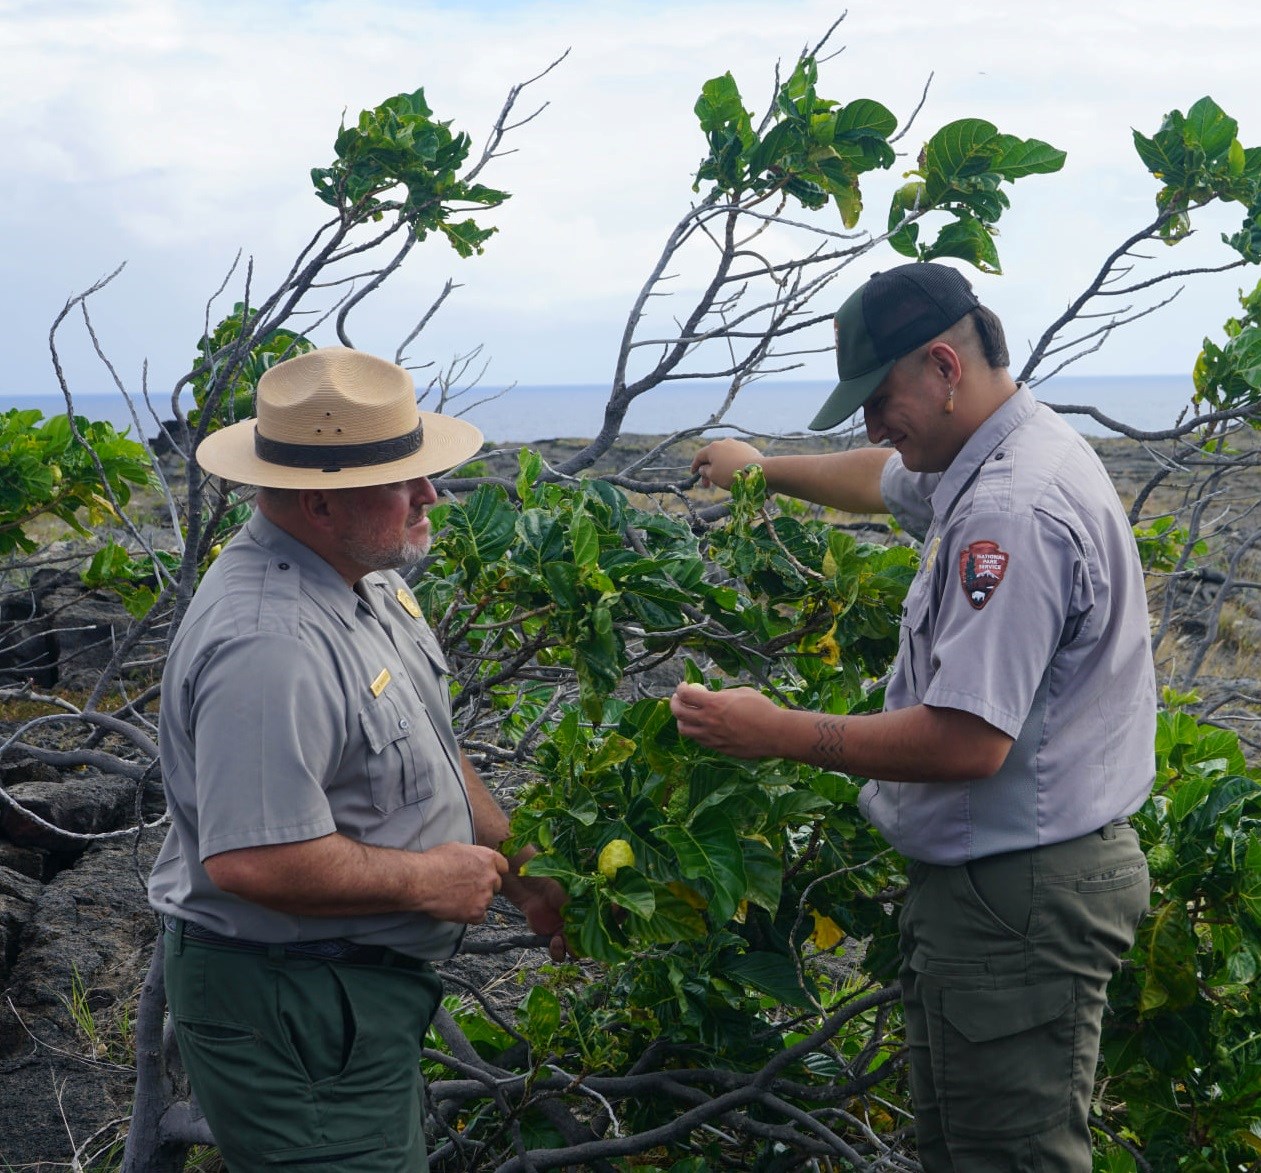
[959,540,1009,610]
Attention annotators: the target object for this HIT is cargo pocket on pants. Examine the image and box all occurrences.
[936,977,1076,1140]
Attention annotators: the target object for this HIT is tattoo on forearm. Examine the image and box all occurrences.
[813,717,846,768]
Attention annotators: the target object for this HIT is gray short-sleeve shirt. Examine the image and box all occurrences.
[861,386,1156,864]
[149,512,474,959]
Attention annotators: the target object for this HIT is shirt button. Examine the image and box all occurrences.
[399,719,410,731]
[278,562,290,570]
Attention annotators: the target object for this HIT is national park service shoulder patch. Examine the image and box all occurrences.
[959,540,1009,610]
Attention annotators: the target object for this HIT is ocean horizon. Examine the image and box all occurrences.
[5,374,1198,443]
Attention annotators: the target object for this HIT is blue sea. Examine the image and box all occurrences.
[4,374,1197,443]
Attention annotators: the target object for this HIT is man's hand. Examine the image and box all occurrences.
[415,841,509,924]
[692,439,765,490]
[670,682,786,759]
[504,873,571,962]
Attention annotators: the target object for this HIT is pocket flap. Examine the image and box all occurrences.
[942,978,1073,1044]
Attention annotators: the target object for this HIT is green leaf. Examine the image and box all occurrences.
[833,98,897,142]
[1170,774,1214,825]
[922,215,1002,273]
[519,984,561,1045]
[1184,96,1238,165]
[444,483,515,563]
[571,514,600,568]
[543,561,580,611]
[741,837,783,913]
[623,886,708,944]
[568,894,629,962]
[608,869,656,918]
[695,72,752,143]
[924,118,999,191]
[723,950,814,1009]
[988,135,1067,179]
[655,809,747,924]
[438,218,498,258]
[588,731,637,774]
[516,510,566,566]
[1132,125,1185,185]
[1140,901,1199,1014]
[516,447,543,502]
[834,183,862,229]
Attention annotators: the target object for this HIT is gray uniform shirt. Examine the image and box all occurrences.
[149,511,474,959]
[861,385,1156,865]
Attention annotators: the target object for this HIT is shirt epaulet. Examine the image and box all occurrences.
[256,556,303,636]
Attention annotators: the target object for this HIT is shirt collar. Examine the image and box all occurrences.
[930,383,1036,520]
[245,510,362,629]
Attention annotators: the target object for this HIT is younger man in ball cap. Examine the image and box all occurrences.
[675,264,1154,1170]
[149,347,566,1171]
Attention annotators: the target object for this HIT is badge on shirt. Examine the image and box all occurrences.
[923,536,942,572]
[370,668,391,697]
[396,587,423,619]
[959,540,1009,610]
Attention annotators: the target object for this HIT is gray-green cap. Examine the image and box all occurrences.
[809,263,981,431]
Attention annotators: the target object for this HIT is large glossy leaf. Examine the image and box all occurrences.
[989,134,1066,179]
[608,869,656,918]
[655,808,748,925]
[723,950,815,1009]
[570,514,600,568]
[444,484,515,562]
[833,98,897,141]
[516,509,566,566]
[624,886,708,944]
[695,72,752,141]
[741,838,783,913]
[923,119,999,190]
[1184,96,1238,165]
[1140,902,1199,1014]
[922,216,1002,273]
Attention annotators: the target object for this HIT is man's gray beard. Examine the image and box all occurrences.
[342,532,431,572]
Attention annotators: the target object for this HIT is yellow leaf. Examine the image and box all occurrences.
[813,627,841,666]
[667,881,708,910]
[822,549,838,577]
[809,909,844,951]
[88,492,119,520]
[597,839,635,880]
[733,899,748,924]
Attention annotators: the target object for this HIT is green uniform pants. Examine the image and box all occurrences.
[899,821,1149,1172]
[164,927,443,1171]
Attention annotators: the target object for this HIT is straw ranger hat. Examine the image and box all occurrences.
[195,347,485,489]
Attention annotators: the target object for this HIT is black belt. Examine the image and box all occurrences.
[163,915,409,966]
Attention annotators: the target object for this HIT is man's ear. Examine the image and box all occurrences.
[927,340,963,385]
[297,488,335,531]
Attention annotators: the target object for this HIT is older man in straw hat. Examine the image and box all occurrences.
[673,264,1154,1171]
[148,347,566,1171]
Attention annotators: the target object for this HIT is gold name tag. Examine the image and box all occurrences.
[370,668,391,697]
[396,587,422,618]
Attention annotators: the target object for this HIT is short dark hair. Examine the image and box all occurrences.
[969,305,1009,369]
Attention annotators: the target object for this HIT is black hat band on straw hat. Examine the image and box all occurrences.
[254,421,425,470]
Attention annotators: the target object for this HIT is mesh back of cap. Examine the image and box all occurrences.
[863,266,979,362]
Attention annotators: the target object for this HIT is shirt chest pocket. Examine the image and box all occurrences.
[899,570,937,699]
[358,688,438,815]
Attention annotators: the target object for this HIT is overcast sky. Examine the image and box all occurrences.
[4,0,1259,407]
